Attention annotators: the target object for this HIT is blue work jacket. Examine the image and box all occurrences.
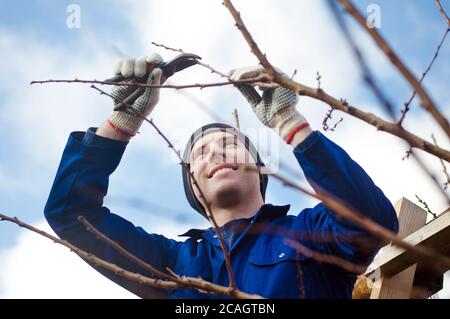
[44,128,398,299]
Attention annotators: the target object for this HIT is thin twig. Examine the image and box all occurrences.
[414,195,437,219]
[316,72,322,90]
[329,0,450,204]
[257,168,450,271]
[222,0,450,163]
[294,256,306,299]
[322,108,343,132]
[152,41,229,78]
[90,85,238,289]
[151,41,184,53]
[435,0,450,25]
[77,216,261,298]
[338,0,450,139]
[197,61,230,78]
[402,148,412,161]
[398,26,450,125]
[291,69,298,80]
[432,134,450,190]
[30,77,266,90]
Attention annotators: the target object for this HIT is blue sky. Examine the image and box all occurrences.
[0,0,449,298]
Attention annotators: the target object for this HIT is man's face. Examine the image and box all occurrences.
[189,130,261,210]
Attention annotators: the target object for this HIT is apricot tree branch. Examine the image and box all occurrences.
[337,0,450,139]
[435,0,450,25]
[0,213,262,299]
[77,216,174,281]
[77,216,261,298]
[258,168,450,272]
[222,0,450,163]
[152,41,230,78]
[30,77,266,90]
[328,0,449,203]
[399,26,450,125]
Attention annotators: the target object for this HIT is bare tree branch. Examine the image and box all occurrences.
[222,0,450,163]
[322,108,343,132]
[435,0,450,25]
[30,77,266,90]
[258,168,450,271]
[77,216,174,281]
[151,41,184,53]
[399,26,450,125]
[222,0,279,80]
[152,41,230,78]
[77,216,262,298]
[328,0,450,204]
[414,195,437,219]
[432,134,450,190]
[0,213,262,299]
[337,0,450,139]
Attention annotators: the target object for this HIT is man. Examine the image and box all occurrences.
[44,53,399,299]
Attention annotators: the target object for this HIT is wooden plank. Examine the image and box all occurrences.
[394,198,429,239]
[371,265,418,299]
[369,198,427,299]
[366,210,450,276]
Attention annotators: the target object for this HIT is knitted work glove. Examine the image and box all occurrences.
[108,53,163,136]
[228,65,312,144]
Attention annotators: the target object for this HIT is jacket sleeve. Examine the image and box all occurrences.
[292,131,399,266]
[44,128,181,298]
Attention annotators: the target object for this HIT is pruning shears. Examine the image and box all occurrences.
[107,53,201,111]
[106,53,201,83]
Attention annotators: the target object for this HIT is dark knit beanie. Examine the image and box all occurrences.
[182,123,268,218]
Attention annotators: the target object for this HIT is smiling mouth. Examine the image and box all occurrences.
[208,164,238,178]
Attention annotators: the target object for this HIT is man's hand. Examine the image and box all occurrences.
[105,53,163,138]
[228,65,312,146]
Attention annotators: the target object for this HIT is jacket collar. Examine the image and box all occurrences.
[178,203,291,239]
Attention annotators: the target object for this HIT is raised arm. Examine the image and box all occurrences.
[229,65,398,265]
[292,131,398,265]
[44,54,181,298]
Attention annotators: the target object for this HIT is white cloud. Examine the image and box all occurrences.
[0,221,136,299]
